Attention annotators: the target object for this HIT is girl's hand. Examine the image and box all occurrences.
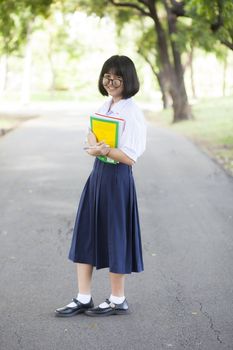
[87,129,97,146]
[86,141,110,157]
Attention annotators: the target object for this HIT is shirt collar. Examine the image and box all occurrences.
[103,97,132,116]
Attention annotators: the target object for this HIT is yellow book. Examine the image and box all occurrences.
[90,113,125,164]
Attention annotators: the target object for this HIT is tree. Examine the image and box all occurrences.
[136,26,171,109]
[0,0,53,101]
[169,0,233,98]
[43,2,85,92]
[0,0,53,54]
[77,0,193,122]
[182,0,233,51]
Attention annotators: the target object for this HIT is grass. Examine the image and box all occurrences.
[0,90,98,136]
[0,115,36,136]
[1,95,232,177]
[145,96,233,176]
[0,90,100,103]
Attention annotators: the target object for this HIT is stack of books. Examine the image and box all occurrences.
[89,113,125,164]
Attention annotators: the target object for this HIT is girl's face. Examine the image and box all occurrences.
[102,71,124,101]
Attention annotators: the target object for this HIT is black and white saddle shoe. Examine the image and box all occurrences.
[85,298,130,317]
[55,298,94,317]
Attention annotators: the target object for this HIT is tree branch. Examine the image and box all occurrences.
[170,0,232,53]
[138,0,150,6]
[109,0,151,17]
[170,0,185,16]
[210,0,224,32]
[221,39,233,51]
[138,47,158,77]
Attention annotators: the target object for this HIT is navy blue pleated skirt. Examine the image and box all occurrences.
[68,158,144,274]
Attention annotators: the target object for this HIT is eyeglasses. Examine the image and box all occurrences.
[102,76,123,88]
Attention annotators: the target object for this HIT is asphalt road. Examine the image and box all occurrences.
[0,103,233,350]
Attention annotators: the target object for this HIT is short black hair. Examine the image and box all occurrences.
[98,55,140,98]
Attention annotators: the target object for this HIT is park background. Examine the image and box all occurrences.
[0,0,233,175]
[1,2,233,349]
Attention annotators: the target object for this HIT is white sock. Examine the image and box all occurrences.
[99,294,125,309]
[109,294,125,304]
[67,293,91,308]
[77,293,91,304]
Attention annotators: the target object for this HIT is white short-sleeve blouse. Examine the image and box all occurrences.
[96,97,147,162]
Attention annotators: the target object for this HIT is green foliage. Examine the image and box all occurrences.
[137,25,156,55]
[147,96,233,174]
[173,18,215,53]
[185,0,233,50]
[0,0,53,53]
[114,8,135,35]
[137,24,159,66]
[76,0,109,17]
[38,3,86,91]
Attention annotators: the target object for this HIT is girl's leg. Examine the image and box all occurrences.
[84,272,128,316]
[109,272,125,297]
[77,263,93,294]
[55,263,93,316]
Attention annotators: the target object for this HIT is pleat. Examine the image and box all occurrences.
[68,158,144,273]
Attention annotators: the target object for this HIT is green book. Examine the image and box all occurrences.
[90,113,125,164]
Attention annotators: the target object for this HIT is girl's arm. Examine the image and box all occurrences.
[86,130,135,166]
[87,145,134,166]
[87,129,97,146]
[105,148,135,166]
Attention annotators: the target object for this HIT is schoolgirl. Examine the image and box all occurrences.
[55,55,146,317]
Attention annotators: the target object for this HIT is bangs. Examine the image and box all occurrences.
[98,55,140,98]
[102,59,123,77]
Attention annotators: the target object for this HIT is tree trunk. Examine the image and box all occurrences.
[149,0,192,122]
[47,31,56,92]
[169,78,192,122]
[21,23,33,105]
[189,48,196,99]
[222,52,228,97]
[165,5,193,122]
[110,0,192,120]
[168,66,192,122]
[138,47,170,109]
[156,71,170,109]
[184,48,196,99]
